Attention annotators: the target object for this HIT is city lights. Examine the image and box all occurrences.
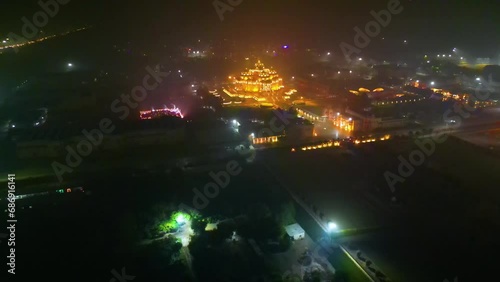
[231,60,284,92]
[139,105,184,119]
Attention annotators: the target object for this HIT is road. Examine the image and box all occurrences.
[256,141,459,282]
[0,26,90,52]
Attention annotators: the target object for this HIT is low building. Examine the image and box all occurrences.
[285,223,305,240]
[346,108,408,132]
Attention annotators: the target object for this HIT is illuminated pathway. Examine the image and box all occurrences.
[0,26,90,52]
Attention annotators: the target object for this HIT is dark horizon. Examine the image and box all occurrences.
[0,0,498,56]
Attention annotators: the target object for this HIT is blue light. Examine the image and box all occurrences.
[283,45,289,49]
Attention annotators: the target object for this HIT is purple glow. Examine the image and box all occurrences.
[283,45,289,49]
[163,105,184,118]
[140,105,184,119]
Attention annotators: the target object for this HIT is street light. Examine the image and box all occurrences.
[327,221,338,232]
[67,63,73,67]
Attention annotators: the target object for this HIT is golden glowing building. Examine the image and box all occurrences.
[231,60,284,92]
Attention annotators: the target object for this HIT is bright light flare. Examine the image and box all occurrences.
[327,221,338,232]
[176,214,186,224]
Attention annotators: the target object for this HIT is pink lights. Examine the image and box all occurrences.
[140,105,184,120]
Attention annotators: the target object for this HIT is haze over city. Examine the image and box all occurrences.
[1,1,499,282]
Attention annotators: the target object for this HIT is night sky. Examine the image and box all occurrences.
[0,0,498,56]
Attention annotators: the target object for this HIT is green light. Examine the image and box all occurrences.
[176,214,185,224]
[172,212,190,224]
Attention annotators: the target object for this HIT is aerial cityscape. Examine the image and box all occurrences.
[1,1,499,281]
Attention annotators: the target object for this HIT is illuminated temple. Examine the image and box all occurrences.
[231,60,284,92]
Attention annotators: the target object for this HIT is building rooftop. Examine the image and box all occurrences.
[285,223,305,238]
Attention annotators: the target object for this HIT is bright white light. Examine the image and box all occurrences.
[437,55,440,57]
[327,52,331,55]
[250,133,255,138]
[349,70,352,74]
[191,84,195,87]
[2,40,6,43]
[476,77,481,81]
[427,61,430,63]
[431,81,435,86]
[178,70,181,73]
[358,58,362,61]
[448,55,451,57]
[338,71,341,74]
[292,76,295,79]
[11,124,16,128]
[67,63,73,67]
[327,221,338,231]
[176,214,186,224]
[460,57,464,60]
[348,118,352,121]
[337,112,340,116]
